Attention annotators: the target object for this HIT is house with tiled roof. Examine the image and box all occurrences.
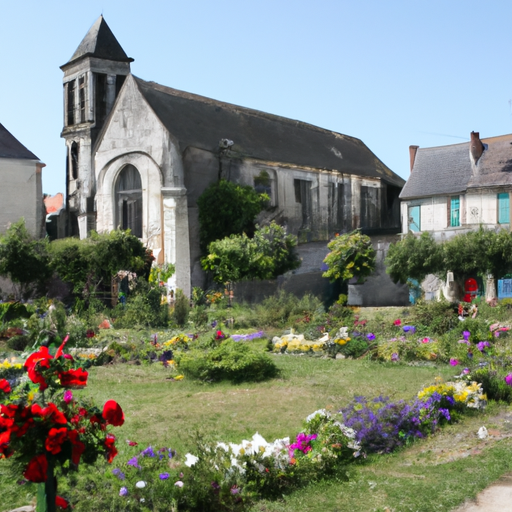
[60,16,407,304]
[401,131,512,240]
[0,123,45,237]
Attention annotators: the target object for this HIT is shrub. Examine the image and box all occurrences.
[6,334,30,352]
[113,288,168,329]
[173,289,190,326]
[409,299,456,335]
[176,339,278,383]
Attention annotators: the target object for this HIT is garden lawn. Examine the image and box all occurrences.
[1,355,509,512]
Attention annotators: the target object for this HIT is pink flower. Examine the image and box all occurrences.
[449,358,459,367]
[421,337,430,344]
[505,374,512,387]
[393,319,401,326]
[63,390,73,404]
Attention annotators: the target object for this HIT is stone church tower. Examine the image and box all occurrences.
[60,16,133,238]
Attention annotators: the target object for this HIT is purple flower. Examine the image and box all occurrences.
[159,472,170,480]
[449,358,459,367]
[230,486,240,495]
[462,330,471,341]
[462,368,470,375]
[477,341,491,352]
[127,457,141,469]
[63,390,73,404]
[112,468,126,480]
[439,408,451,421]
[391,353,399,362]
[446,396,455,405]
[367,333,376,341]
[505,374,512,387]
[403,326,416,334]
[141,446,156,458]
[119,487,129,497]
[211,320,217,328]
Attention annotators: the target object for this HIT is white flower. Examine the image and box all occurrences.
[478,426,488,439]
[175,481,184,487]
[184,453,199,467]
[135,481,146,489]
[306,409,328,423]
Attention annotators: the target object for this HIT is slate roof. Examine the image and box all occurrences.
[468,134,512,188]
[0,123,39,160]
[400,133,512,200]
[400,142,471,199]
[62,16,133,68]
[133,77,405,188]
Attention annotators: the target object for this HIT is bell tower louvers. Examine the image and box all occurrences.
[60,16,133,238]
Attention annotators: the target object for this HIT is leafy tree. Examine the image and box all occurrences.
[322,230,376,284]
[197,179,268,253]
[201,222,300,285]
[385,227,512,285]
[49,230,149,304]
[385,232,443,284]
[0,219,51,299]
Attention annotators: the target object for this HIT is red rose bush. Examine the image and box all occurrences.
[0,336,124,512]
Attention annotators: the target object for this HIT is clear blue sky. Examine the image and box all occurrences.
[2,0,512,196]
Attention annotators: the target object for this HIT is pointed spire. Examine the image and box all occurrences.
[62,16,133,68]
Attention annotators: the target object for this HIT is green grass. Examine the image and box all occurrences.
[0,355,496,512]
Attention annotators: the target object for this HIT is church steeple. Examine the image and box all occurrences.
[62,15,134,68]
[61,16,133,238]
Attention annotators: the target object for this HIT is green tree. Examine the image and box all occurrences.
[197,179,268,253]
[385,232,443,284]
[201,222,300,285]
[322,230,376,284]
[49,230,149,304]
[0,219,51,299]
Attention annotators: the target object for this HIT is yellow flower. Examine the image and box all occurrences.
[174,375,184,380]
[27,391,35,403]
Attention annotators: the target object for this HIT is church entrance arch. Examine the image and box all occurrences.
[115,164,143,238]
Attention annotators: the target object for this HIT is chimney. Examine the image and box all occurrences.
[409,145,419,173]
[470,131,484,163]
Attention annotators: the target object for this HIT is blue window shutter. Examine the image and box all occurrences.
[498,193,509,224]
[450,196,460,227]
[408,206,420,232]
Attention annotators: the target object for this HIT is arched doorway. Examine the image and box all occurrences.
[115,164,142,238]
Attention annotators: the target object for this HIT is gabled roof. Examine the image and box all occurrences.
[400,133,512,200]
[0,123,39,160]
[400,142,471,199]
[62,16,133,68]
[133,77,405,187]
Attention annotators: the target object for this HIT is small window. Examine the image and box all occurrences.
[66,80,76,126]
[70,142,79,180]
[408,205,420,232]
[498,193,510,224]
[254,170,272,198]
[294,179,312,226]
[450,196,460,227]
[79,76,86,123]
[294,179,302,203]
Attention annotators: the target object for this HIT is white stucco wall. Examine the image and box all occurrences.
[0,158,43,237]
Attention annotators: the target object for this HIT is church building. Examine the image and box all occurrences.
[61,16,405,301]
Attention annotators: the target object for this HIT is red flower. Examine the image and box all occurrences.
[38,403,68,425]
[68,430,86,466]
[104,434,118,463]
[45,427,68,454]
[393,319,401,326]
[24,346,53,391]
[23,454,48,482]
[102,400,124,427]
[0,430,12,456]
[0,379,11,393]
[58,368,88,388]
[55,335,70,359]
[55,495,69,509]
